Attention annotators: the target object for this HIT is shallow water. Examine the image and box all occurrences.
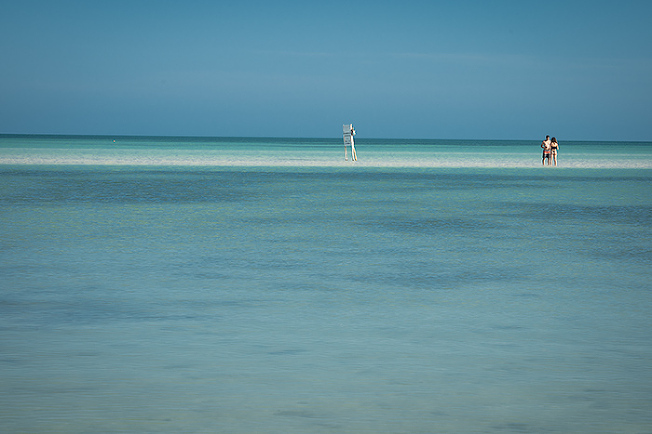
[1,135,651,168]
[1,137,651,433]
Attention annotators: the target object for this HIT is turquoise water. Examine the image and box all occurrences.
[1,136,651,433]
[2,135,651,168]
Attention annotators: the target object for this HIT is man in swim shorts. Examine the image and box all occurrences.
[541,135,551,166]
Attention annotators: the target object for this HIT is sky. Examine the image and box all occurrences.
[1,0,651,140]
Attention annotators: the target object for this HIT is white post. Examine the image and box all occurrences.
[343,124,357,161]
[350,126,357,161]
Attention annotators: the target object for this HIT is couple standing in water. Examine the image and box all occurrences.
[541,135,560,166]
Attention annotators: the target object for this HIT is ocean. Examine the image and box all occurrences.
[1,135,651,433]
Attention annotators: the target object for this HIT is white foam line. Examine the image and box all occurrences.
[1,147,652,169]
[2,156,651,169]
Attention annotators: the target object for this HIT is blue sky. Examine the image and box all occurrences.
[1,0,651,140]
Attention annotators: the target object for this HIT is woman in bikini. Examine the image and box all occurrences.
[550,137,559,166]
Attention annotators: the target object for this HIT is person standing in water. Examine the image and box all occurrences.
[541,135,551,166]
[550,137,559,166]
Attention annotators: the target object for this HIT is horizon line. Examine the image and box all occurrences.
[1,133,650,144]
